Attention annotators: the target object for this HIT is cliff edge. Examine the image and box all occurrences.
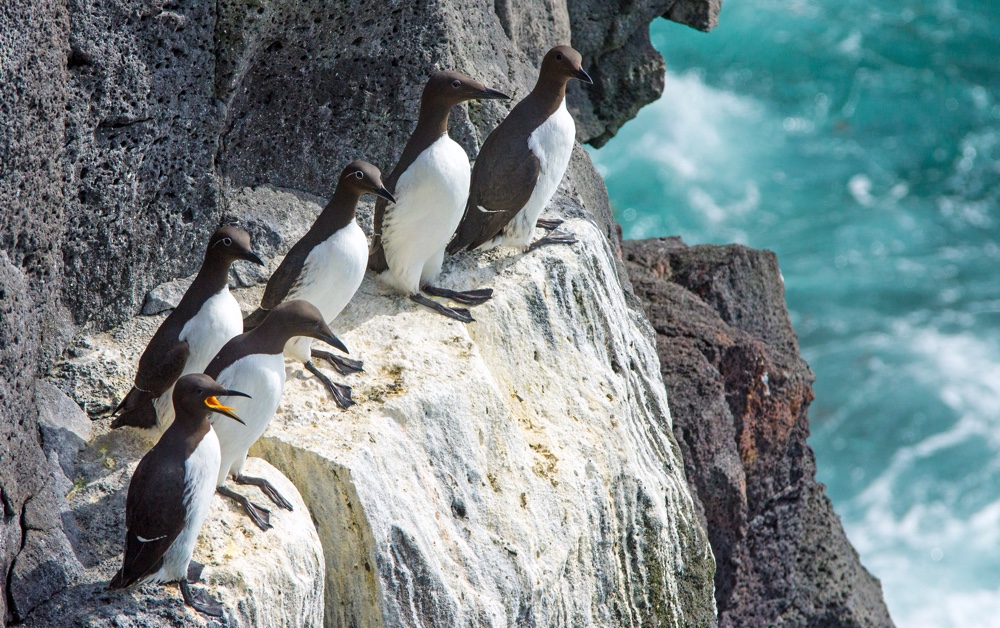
[623,238,893,627]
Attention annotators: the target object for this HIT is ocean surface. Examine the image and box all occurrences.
[589,1,1000,625]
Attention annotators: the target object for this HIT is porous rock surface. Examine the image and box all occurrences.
[623,238,894,627]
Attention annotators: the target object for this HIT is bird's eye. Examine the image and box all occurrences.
[556,53,563,61]
[451,80,461,88]
[196,388,204,396]
[354,171,364,179]
[222,237,232,246]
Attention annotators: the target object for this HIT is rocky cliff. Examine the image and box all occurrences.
[1,0,893,625]
[1,0,721,624]
[623,238,893,627]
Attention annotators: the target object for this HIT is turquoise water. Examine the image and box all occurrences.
[590,2,1000,625]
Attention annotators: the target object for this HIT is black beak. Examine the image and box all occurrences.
[374,185,396,204]
[224,389,252,399]
[316,331,350,354]
[575,68,593,84]
[480,87,511,100]
[242,251,265,266]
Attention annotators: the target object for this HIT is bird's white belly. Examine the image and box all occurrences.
[155,287,243,431]
[285,222,367,361]
[144,428,220,583]
[382,136,471,294]
[498,100,576,249]
[210,353,286,485]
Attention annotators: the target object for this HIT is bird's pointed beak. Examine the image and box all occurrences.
[315,328,350,354]
[242,251,265,266]
[205,394,247,424]
[375,185,396,204]
[575,68,593,84]
[480,87,511,100]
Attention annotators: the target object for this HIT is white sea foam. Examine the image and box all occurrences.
[843,324,1000,627]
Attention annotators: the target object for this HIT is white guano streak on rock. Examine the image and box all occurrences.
[252,216,704,627]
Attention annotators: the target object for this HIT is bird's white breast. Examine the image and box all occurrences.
[210,353,286,485]
[155,287,243,431]
[285,221,367,360]
[146,427,220,583]
[382,136,471,294]
[501,100,576,249]
[179,286,244,374]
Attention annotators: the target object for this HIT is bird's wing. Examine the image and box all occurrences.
[259,239,312,310]
[110,450,187,587]
[448,132,540,252]
[113,334,190,429]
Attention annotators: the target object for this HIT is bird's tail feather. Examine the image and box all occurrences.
[110,387,159,430]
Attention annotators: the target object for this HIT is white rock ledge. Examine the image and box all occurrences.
[43,211,715,626]
[253,216,714,626]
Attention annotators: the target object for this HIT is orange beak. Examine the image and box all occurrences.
[204,395,246,424]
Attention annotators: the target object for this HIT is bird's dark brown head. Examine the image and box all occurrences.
[205,225,264,267]
[337,160,396,203]
[423,71,510,107]
[539,45,592,85]
[261,300,348,352]
[172,373,249,426]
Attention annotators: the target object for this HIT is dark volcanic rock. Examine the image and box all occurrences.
[567,0,721,147]
[624,237,894,627]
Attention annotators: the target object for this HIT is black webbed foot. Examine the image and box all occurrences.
[312,349,364,375]
[235,474,294,511]
[218,485,272,531]
[423,285,494,306]
[535,217,563,231]
[305,361,355,409]
[179,578,224,617]
[527,230,578,252]
[410,294,474,323]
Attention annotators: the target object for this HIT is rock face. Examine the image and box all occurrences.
[623,238,894,627]
[2,1,719,622]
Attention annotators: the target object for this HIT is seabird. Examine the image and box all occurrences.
[447,45,592,254]
[112,226,263,431]
[368,71,509,323]
[243,161,394,409]
[206,300,345,531]
[110,373,250,617]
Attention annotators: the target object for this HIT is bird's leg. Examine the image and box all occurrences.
[234,474,294,511]
[304,361,355,409]
[179,578,224,617]
[527,229,578,252]
[186,561,205,583]
[535,217,563,231]
[410,293,474,323]
[217,485,272,531]
[311,349,364,375]
[422,285,494,306]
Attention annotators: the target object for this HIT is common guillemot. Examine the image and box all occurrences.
[447,46,592,253]
[110,373,250,617]
[112,226,263,431]
[243,161,394,408]
[207,300,345,531]
[368,71,509,322]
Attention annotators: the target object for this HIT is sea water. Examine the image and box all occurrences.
[590,1,1000,625]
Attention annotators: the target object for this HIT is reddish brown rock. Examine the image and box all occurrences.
[623,237,894,627]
